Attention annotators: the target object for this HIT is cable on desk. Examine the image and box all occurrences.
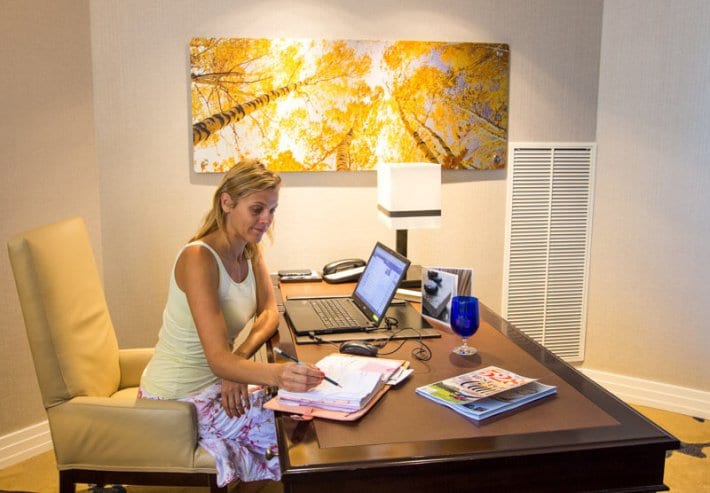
[370,317,432,361]
[307,317,432,361]
[307,331,341,348]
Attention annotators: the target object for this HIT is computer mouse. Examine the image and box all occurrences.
[339,340,379,357]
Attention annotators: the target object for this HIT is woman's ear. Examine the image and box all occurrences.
[220,192,234,213]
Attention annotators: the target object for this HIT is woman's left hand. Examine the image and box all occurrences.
[220,379,251,418]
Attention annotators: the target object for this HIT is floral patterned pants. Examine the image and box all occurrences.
[138,383,280,487]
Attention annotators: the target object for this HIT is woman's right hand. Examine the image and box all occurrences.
[276,362,324,392]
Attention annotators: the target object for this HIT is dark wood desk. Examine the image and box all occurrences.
[272,280,678,493]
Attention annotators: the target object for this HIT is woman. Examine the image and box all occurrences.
[140,159,324,487]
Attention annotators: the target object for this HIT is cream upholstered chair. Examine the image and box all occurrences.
[7,217,226,493]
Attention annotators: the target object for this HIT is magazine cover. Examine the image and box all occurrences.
[419,366,535,400]
[421,267,473,326]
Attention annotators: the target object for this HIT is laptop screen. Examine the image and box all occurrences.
[352,242,410,323]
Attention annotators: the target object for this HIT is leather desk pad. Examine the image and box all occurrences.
[300,323,619,449]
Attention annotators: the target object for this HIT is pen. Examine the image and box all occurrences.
[273,347,341,387]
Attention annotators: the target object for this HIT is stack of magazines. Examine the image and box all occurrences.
[416,366,557,421]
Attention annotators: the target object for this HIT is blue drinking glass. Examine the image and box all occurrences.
[450,295,480,356]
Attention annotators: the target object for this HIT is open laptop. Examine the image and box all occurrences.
[284,242,409,335]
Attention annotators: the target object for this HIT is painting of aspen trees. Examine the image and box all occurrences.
[190,38,509,172]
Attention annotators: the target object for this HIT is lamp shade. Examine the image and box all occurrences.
[377,162,442,230]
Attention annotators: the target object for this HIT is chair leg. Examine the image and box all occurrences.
[208,473,228,493]
[59,470,76,493]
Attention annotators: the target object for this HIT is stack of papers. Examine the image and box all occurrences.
[276,353,407,413]
[278,370,384,412]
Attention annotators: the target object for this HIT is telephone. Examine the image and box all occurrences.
[322,258,366,284]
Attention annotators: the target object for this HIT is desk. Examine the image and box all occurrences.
[272,280,678,493]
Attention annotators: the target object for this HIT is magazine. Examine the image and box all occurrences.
[421,266,474,326]
[416,366,557,421]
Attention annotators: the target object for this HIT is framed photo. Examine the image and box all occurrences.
[421,267,474,326]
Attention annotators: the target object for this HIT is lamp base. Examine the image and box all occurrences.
[400,264,422,289]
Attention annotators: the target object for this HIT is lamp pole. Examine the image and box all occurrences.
[396,229,408,257]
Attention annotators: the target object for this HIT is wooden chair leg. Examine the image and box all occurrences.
[59,470,76,493]
[208,473,228,493]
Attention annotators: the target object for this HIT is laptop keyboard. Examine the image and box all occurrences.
[312,298,360,328]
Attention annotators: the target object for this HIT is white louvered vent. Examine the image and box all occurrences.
[503,143,596,361]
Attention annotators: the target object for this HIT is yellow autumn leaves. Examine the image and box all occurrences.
[190,38,509,172]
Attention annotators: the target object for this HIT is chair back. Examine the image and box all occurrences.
[8,217,120,408]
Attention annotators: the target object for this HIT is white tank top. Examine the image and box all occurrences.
[140,241,257,398]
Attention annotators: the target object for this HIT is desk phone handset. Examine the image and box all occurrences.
[322,258,366,284]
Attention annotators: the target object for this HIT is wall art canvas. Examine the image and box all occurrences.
[190,37,509,172]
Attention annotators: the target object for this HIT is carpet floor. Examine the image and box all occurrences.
[0,405,707,492]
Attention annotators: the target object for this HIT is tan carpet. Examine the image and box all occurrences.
[0,405,707,492]
[631,405,709,492]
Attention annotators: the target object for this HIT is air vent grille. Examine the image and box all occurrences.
[503,144,596,361]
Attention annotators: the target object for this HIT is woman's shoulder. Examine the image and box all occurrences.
[178,239,221,270]
[174,240,221,291]
[182,234,220,255]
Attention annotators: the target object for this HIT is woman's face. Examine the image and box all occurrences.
[222,187,279,245]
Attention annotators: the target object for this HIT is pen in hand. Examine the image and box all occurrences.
[273,347,341,387]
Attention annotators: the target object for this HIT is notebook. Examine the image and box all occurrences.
[265,353,409,420]
[284,242,410,335]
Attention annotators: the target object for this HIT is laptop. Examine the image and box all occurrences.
[284,242,410,335]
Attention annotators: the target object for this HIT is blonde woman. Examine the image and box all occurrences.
[140,160,323,487]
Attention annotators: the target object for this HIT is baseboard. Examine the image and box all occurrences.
[0,420,53,469]
[580,368,710,420]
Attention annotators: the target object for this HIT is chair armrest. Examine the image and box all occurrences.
[48,395,203,470]
[118,347,154,389]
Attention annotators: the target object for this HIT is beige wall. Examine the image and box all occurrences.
[90,0,602,352]
[3,0,707,441]
[1,1,100,434]
[586,1,710,389]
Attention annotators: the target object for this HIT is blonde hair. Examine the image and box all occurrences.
[191,159,281,260]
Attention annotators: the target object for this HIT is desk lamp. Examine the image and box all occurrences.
[377,162,442,288]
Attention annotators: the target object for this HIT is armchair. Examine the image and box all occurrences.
[7,217,226,493]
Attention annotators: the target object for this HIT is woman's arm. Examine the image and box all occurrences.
[233,253,279,358]
[223,253,279,417]
[175,245,322,390]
